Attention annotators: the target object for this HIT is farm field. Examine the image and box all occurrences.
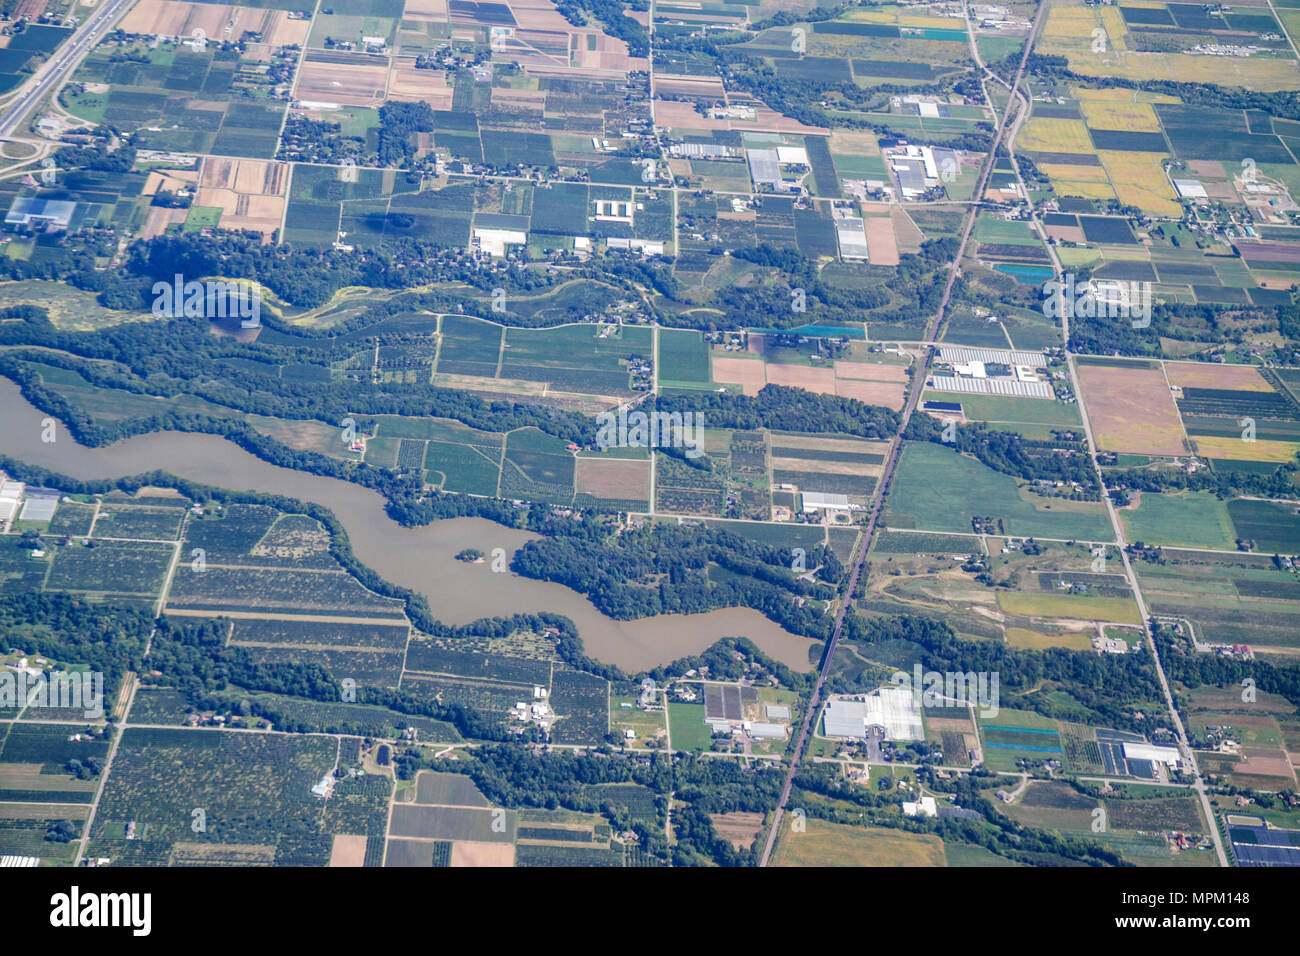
[1136,553,1300,656]
[3,0,1300,881]
[771,817,946,866]
[1120,492,1237,550]
[164,504,411,688]
[923,391,1083,429]
[667,703,713,752]
[997,779,1215,866]
[86,728,389,866]
[860,540,1140,646]
[885,442,1112,540]
[654,427,888,521]
[1075,362,1187,457]
[708,333,909,410]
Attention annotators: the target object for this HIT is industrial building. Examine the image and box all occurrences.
[0,476,24,529]
[822,686,923,741]
[1122,742,1181,769]
[5,197,76,229]
[834,216,870,260]
[669,143,738,160]
[473,227,527,258]
[800,491,853,513]
[902,796,937,817]
[823,698,870,738]
[746,148,780,188]
[19,488,59,523]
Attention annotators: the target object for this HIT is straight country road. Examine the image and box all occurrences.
[757,0,1050,867]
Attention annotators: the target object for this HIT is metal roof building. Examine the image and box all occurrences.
[19,497,57,522]
[937,346,1046,367]
[835,217,869,260]
[1122,742,1181,767]
[893,160,928,197]
[823,698,868,738]
[746,148,780,187]
[801,491,851,512]
[5,197,75,228]
[928,375,1055,399]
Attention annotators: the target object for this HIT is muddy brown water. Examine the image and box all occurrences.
[0,378,816,672]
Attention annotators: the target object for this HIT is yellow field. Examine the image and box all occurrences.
[1041,6,1100,41]
[848,6,965,29]
[1100,7,1129,52]
[1039,0,1300,91]
[1099,151,1180,218]
[1057,246,1102,268]
[1040,5,1126,52]
[1134,89,1182,104]
[1079,99,1161,132]
[1066,51,1300,92]
[1019,117,1095,153]
[1006,627,1094,652]
[1073,86,1180,106]
[1191,436,1300,463]
[897,14,966,28]
[1040,162,1108,182]
[997,592,1143,625]
[1073,87,1143,102]
[829,129,881,157]
[772,818,947,867]
[1054,179,1118,200]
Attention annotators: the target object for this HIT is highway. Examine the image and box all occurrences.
[0,0,136,141]
[757,0,1050,867]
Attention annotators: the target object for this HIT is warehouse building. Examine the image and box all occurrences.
[5,197,75,229]
[800,491,853,513]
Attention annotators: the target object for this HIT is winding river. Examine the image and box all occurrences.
[0,378,817,672]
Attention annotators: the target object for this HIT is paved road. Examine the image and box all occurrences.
[0,0,136,141]
[1066,353,1230,866]
[757,2,1049,868]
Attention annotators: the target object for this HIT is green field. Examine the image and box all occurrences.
[658,328,712,385]
[1136,556,1300,653]
[997,592,1142,625]
[500,427,576,503]
[887,442,1112,540]
[924,391,1082,426]
[667,702,713,751]
[1121,492,1237,550]
[1226,498,1300,553]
